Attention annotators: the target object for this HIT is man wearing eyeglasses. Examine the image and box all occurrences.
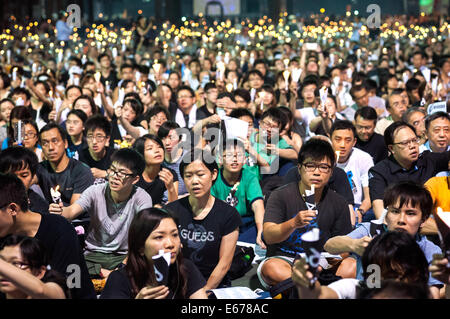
[369,121,450,221]
[49,148,152,279]
[258,138,352,291]
[36,123,95,209]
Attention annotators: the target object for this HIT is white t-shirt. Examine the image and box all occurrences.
[336,147,374,205]
[328,278,361,299]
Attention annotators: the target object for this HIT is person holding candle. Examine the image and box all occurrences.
[48,148,152,279]
[0,173,96,299]
[100,208,207,299]
[258,138,352,291]
[324,181,443,299]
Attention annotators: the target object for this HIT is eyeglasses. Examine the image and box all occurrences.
[177,95,194,99]
[355,125,373,131]
[393,137,420,149]
[23,132,37,139]
[107,167,135,180]
[87,135,107,142]
[260,120,279,130]
[224,152,245,160]
[301,162,332,173]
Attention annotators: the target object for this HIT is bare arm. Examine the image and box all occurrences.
[49,202,84,221]
[204,229,239,291]
[372,199,385,220]
[251,199,266,249]
[0,259,66,299]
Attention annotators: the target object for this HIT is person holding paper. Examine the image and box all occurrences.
[259,138,352,290]
[324,181,443,298]
[211,139,266,248]
[100,208,207,299]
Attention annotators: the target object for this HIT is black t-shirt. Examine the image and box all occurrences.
[355,133,388,164]
[34,214,96,299]
[36,158,95,206]
[164,197,242,280]
[369,151,450,201]
[28,189,49,215]
[282,166,355,205]
[264,183,353,258]
[136,166,178,205]
[100,259,206,299]
[78,146,115,171]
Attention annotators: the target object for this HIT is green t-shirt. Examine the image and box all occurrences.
[211,166,264,217]
[245,131,292,179]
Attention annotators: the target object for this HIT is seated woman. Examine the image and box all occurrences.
[2,106,32,150]
[65,109,88,160]
[133,134,178,206]
[164,149,241,290]
[0,235,69,299]
[100,208,207,299]
[112,98,144,146]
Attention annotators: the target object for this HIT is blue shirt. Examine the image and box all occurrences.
[347,222,443,287]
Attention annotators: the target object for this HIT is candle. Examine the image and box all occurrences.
[50,185,62,204]
[283,58,290,69]
[226,83,234,93]
[217,61,225,80]
[335,151,340,163]
[6,50,11,64]
[259,91,266,110]
[94,71,101,83]
[12,67,17,82]
[283,70,290,89]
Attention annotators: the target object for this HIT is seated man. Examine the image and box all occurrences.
[37,123,94,210]
[330,120,374,224]
[324,181,443,299]
[211,139,265,248]
[0,146,49,215]
[79,114,115,184]
[419,111,450,154]
[258,138,353,290]
[49,148,152,278]
[375,89,408,135]
[0,173,96,299]
[354,106,388,164]
[369,121,450,220]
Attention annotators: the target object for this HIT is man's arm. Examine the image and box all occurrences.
[324,235,372,256]
[372,199,385,220]
[263,210,316,244]
[49,202,84,221]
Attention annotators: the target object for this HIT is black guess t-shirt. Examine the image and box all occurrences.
[164,197,242,280]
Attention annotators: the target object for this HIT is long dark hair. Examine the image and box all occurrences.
[126,208,188,298]
[0,235,70,298]
[7,106,33,148]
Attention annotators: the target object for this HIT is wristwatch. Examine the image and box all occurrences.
[356,208,365,215]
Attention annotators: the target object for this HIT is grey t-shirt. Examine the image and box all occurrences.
[76,183,152,254]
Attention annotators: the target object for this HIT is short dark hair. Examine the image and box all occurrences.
[0,146,39,176]
[0,173,29,211]
[297,138,336,168]
[84,114,112,136]
[361,231,429,284]
[229,108,254,121]
[204,82,217,92]
[402,107,426,124]
[146,105,170,123]
[177,85,195,98]
[65,85,82,98]
[39,122,68,143]
[248,69,264,80]
[330,120,357,138]
[110,148,145,176]
[133,134,164,159]
[260,107,287,129]
[217,92,235,102]
[384,121,417,146]
[157,121,180,140]
[425,111,450,131]
[179,149,218,180]
[350,84,365,99]
[358,279,430,299]
[233,89,251,104]
[354,106,378,123]
[67,109,88,124]
[383,181,433,221]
